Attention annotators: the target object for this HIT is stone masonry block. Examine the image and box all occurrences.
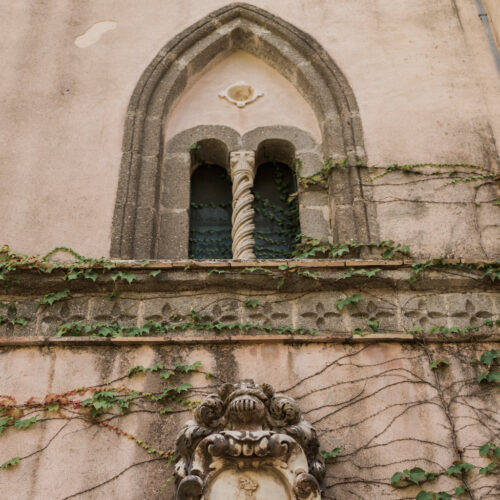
[161,153,191,210]
[90,298,139,326]
[157,210,189,259]
[39,297,90,337]
[400,294,448,331]
[299,207,330,240]
[0,299,38,337]
[297,292,345,333]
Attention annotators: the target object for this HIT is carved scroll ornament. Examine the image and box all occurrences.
[175,379,325,500]
[230,151,256,260]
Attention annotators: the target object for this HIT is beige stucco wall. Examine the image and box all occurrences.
[0,0,499,257]
[164,51,322,142]
[1,341,499,499]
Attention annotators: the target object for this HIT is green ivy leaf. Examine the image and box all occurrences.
[14,415,38,430]
[436,493,452,500]
[150,270,161,278]
[83,270,98,282]
[65,270,81,281]
[0,457,20,469]
[127,365,146,377]
[107,289,120,301]
[479,462,497,475]
[390,472,404,485]
[415,492,433,500]
[175,382,192,393]
[13,317,28,326]
[480,349,498,366]
[243,299,259,308]
[175,361,202,373]
[320,447,342,460]
[455,485,468,496]
[335,294,362,311]
[111,271,136,284]
[150,363,164,372]
[366,320,379,332]
[35,289,70,309]
[429,359,450,370]
[352,328,368,336]
[407,467,429,485]
[446,462,474,476]
[160,371,173,380]
[0,417,12,435]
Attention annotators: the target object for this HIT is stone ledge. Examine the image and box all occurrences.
[2,265,499,295]
[1,333,500,347]
[14,257,497,270]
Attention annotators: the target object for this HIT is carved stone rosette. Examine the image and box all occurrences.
[230,151,256,260]
[175,380,325,500]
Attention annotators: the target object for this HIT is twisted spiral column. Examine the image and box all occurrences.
[230,150,256,260]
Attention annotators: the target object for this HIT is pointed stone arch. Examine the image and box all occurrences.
[111,2,376,259]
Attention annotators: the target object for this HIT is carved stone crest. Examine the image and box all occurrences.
[175,379,324,499]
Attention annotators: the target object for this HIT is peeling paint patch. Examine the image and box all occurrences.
[75,21,117,48]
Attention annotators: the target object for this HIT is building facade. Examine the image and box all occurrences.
[1,1,499,499]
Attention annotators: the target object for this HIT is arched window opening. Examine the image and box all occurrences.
[188,139,232,259]
[252,140,300,259]
[189,165,232,259]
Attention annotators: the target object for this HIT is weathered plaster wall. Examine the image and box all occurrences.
[0,0,499,257]
[0,266,499,498]
[1,341,499,499]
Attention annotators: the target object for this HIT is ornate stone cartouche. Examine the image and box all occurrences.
[175,379,325,500]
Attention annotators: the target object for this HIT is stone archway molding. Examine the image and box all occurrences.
[111,2,374,259]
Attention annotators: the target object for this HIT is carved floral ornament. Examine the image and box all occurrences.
[175,380,324,500]
[219,82,264,108]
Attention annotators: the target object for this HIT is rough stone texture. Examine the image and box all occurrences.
[299,207,330,241]
[159,153,191,211]
[1,269,499,339]
[157,210,189,259]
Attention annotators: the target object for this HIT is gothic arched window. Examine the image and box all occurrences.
[111,4,373,260]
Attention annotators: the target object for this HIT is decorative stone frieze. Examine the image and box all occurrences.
[175,379,324,499]
[230,151,256,260]
[2,268,500,340]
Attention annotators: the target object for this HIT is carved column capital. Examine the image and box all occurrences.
[230,150,256,260]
